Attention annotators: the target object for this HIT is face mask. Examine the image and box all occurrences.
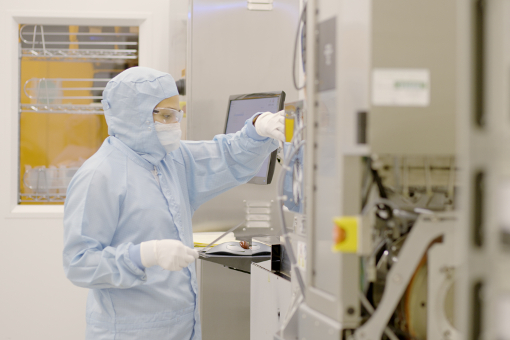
[154,122,182,153]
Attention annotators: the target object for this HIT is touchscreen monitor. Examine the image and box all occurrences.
[225,92,285,184]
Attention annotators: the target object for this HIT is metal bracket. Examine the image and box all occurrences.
[298,303,342,340]
[354,213,456,340]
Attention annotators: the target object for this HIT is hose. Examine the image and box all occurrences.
[292,2,307,90]
[277,140,307,297]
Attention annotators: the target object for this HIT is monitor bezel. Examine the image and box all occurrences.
[224,91,286,185]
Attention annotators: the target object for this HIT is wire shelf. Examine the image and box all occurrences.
[20,103,104,115]
[23,77,110,108]
[19,193,67,203]
[19,25,138,61]
[20,165,79,203]
[17,24,137,204]
[21,48,138,60]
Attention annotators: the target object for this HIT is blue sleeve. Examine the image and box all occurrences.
[129,244,145,270]
[244,113,267,141]
[63,149,147,289]
[180,114,278,210]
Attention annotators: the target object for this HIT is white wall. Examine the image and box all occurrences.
[0,1,182,338]
[169,1,189,80]
[0,219,87,339]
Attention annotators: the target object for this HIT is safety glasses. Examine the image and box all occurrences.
[153,107,184,124]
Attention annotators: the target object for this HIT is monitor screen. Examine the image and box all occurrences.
[225,92,285,184]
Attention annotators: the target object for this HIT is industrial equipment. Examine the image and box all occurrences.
[187,0,508,339]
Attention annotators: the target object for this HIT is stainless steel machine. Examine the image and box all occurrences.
[187,0,510,339]
[292,0,508,339]
[297,0,461,339]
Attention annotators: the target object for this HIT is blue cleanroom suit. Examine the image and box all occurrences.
[63,67,278,339]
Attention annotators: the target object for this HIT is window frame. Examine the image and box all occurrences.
[2,10,167,218]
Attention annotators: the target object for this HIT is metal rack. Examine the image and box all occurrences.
[22,77,110,114]
[20,103,104,115]
[20,165,80,203]
[20,48,137,60]
[19,25,138,60]
[19,193,67,203]
[18,24,139,203]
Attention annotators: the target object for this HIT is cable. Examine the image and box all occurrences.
[277,140,307,297]
[368,161,388,199]
[275,106,305,297]
[292,157,303,204]
[292,2,307,90]
[362,158,393,221]
[288,110,305,206]
[361,166,375,210]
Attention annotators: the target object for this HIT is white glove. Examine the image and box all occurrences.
[140,239,199,271]
[254,110,285,146]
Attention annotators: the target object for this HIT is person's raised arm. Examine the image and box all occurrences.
[179,112,284,211]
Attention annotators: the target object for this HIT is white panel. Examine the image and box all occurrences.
[250,263,292,340]
[498,179,510,232]
[0,1,176,339]
[308,0,368,324]
[187,0,300,231]
[497,294,510,340]
[199,260,251,340]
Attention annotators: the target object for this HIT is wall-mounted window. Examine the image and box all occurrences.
[18,24,139,204]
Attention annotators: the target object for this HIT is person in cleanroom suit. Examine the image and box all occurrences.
[62,67,285,340]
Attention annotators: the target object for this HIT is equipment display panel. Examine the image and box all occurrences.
[225,91,285,184]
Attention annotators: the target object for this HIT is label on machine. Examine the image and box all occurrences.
[372,68,430,107]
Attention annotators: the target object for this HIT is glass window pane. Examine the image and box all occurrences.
[18,24,139,204]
